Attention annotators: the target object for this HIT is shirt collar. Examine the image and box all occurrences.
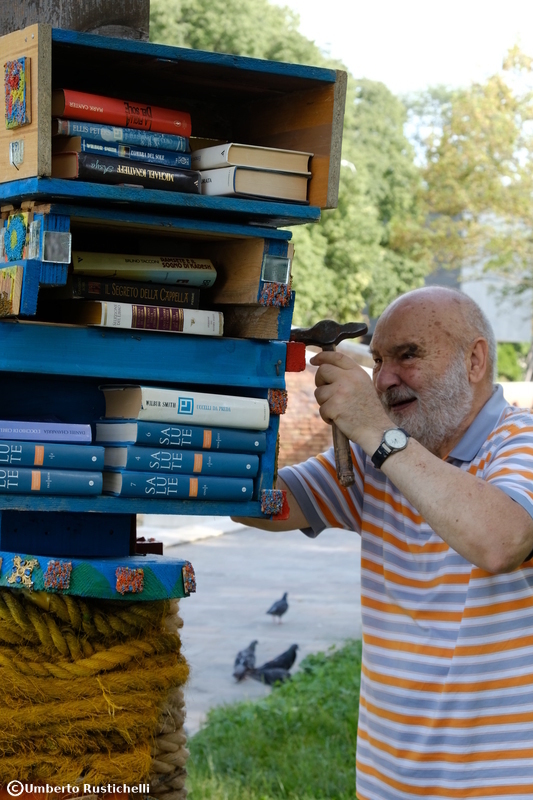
[447,384,508,462]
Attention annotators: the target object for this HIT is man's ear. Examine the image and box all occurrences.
[468,338,489,384]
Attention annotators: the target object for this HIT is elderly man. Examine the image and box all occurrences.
[240,287,533,799]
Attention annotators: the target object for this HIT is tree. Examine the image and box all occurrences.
[150,0,430,325]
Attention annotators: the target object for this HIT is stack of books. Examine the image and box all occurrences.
[50,89,201,195]
[193,142,313,203]
[37,250,224,336]
[95,384,269,501]
[0,420,104,496]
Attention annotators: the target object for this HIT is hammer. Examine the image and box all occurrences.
[290,320,368,487]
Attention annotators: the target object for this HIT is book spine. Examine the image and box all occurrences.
[191,146,229,170]
[41,276,200,309]
[0,421,92,443]
[75,153,200,194]
[135,423,268,452]
[110,447,259,477]
[53,119,190,152]
[79,139,192,169]
[101,303,223,336]
[105,472,253,500]
[72,252,216,288]
[0,468,102,495]
[200,167,236,196]
[57,90,192,137]
[0,441,104,470]
[136,388,270,430]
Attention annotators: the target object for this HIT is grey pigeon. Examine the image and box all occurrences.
[258,644,298,671]
[233,639,258,681]
[249,666,291,686]
[266,592,288,623]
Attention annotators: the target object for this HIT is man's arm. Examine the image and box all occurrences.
[232,477,310,531]
[312,350,533,574]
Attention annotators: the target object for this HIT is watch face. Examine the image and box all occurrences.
[384,429,408,449]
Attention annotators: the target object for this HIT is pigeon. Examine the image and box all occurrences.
[232,639,258,681]
[249,666,291,686]
[266,592,288,623]
[258,644,298,672]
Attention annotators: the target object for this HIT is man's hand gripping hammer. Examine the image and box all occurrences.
[290,319,368,487]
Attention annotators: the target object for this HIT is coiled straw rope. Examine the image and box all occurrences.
[0,587,189,795]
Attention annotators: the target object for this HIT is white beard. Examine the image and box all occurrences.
[378,356,474,455]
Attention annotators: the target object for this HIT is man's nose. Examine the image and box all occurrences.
[374,361,402,393]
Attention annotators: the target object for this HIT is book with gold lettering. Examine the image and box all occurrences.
[38,275,200,309]
[71,251,216,287]
[52,152,200,194]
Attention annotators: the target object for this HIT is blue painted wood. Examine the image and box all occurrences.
[0,321,287,387]
[39,213,70,284]
[256,416,280,498]
[277,298,295,341]
[0,550,192,600]
[18,259,42,316]
[47,203,293,241]
[52,28,337,84]
[0,511,133,557]
[0,179,322,228]
[0,496,267,516]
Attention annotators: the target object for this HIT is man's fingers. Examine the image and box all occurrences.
[309,350,357,369]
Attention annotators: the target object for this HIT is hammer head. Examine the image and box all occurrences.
[290,319,368,348]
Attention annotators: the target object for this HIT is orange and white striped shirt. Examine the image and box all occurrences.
[279,386,533,800]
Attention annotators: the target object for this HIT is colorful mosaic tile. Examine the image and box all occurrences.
[7,556,39,590]
[44,560,72,591]
[5,212,29,261]
[182,562,196,594]
[268,389,288,415]
[259,282,291,308]
[116,566,144,595]
[5,57,31,129]
[261,489,285,516]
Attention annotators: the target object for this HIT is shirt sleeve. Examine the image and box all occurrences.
[278,444,366,538]
[482,409,533,520]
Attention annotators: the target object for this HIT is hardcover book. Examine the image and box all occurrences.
[191,142,312,174]
[94,421,268,452]
[104,446,259,477]
[38,275,200,309]
[100,386,270,430]
[52,152,201,195]
[0,421,92,443]
[52,89,192,137]
[52,136,192,170]
[0,266,23,317]
[39,301,224,337]
[71,252,216,287]
[53,118,190,153]
[199,166,309,203]
[0,441,104,470]
[0,468,102,495]
[103,471,253,500]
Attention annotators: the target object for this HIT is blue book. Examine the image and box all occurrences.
[55,137,192,169]
[0,420,92,443]
[104,446,259,477]
[95,420,267,453]
[0,468,102,495]
[0,440,104,470]
[53,118,190,152]
[103,471,253,500]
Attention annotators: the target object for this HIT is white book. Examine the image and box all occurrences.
[200,166,309,203]
[191,142,312,174]
[72,251,217,287]
[101,385,270,430]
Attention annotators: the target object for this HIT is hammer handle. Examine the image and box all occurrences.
[323,344,355,487]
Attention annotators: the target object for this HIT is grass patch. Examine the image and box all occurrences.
[187,639,361,800]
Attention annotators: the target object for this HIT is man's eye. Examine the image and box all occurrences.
[373,359,382,368]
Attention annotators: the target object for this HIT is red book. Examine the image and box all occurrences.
[52,89,192,137]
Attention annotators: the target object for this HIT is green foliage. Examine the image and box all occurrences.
[497,342,529,382]
[188,640,361,800]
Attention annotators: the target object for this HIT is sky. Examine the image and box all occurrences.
[271,0,533,96]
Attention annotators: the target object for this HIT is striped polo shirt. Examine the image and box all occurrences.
[279,385,533,799]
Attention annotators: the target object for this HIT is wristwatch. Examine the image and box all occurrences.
[371,428,410,469]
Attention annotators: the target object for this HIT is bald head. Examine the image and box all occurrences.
[377,287,496,381]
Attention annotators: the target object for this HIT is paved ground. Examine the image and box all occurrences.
[139,516,362,735]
